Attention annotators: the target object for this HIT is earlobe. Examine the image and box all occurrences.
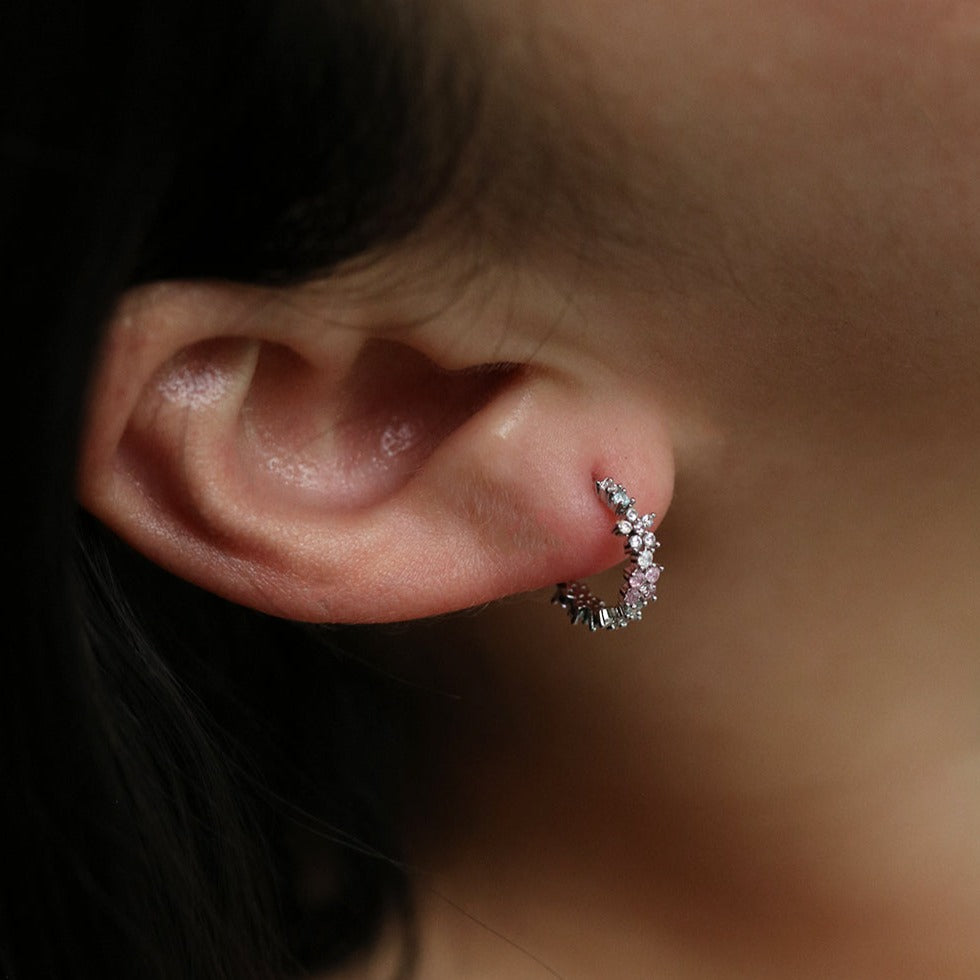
[79,278,674,624]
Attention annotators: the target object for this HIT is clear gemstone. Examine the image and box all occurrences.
[628,534,643,551]
[616,520,632,535]
[625,508,638,522]
[611,491,629,509]
[637,550,654,569]
[643,532,656,547]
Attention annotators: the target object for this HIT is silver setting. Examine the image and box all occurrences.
[552,478,663,632]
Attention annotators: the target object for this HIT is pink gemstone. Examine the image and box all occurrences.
[629,571,645,587]
[624,587,644,606]
[645,566,661,583]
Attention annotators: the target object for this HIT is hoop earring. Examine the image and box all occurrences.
[552,478,662,631]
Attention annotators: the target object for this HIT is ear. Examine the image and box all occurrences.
[78,279,674,623]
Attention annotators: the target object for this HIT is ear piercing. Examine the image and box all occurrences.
[552,478,662,631]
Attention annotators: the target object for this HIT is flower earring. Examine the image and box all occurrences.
[552,478,662,631]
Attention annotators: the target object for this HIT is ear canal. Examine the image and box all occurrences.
[241,338,521,512]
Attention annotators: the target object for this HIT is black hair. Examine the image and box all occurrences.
[1,1,477,976]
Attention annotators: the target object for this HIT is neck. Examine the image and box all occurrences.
[366,426,980,978]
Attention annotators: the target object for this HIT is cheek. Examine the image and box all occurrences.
[515,0,980,306]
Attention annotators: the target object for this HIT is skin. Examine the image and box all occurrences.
[328,2,980,977]
[80,2,980,977]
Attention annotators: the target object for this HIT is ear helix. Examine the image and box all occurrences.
[78,280,675,625]
[553,478,663,631]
